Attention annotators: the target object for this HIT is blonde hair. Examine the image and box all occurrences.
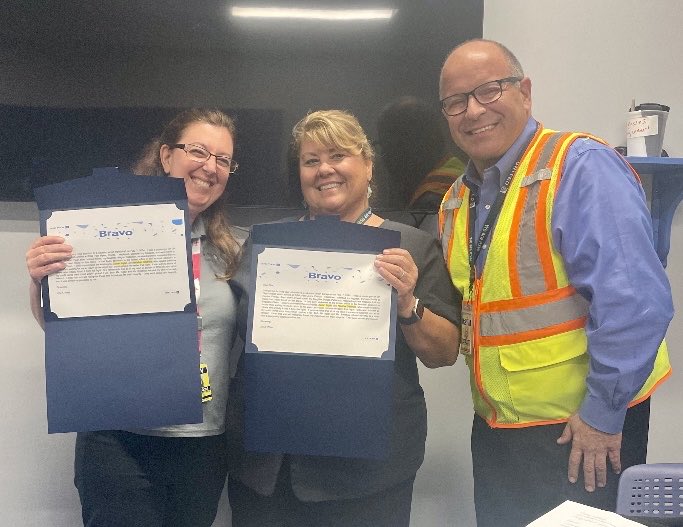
[292,110,374,160]
[132,108,241,279]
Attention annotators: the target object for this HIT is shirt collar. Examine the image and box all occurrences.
[463,117,539,190]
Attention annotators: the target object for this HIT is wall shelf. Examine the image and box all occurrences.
[626,157,683,267]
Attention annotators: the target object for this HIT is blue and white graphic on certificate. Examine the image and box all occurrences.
[252,247,392,357]
[45,203,190,318]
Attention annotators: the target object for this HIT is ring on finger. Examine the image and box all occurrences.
[400,268,406,280]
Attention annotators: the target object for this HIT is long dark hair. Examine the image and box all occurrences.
[132,109,240,279]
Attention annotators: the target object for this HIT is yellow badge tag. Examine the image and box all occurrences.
[200,363,212,403]
[460,302,473,356]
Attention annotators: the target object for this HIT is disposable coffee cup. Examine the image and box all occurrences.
[626,103,669,157]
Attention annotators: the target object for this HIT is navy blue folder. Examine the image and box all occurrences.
[34,168,202,433]
[244,217,400,459]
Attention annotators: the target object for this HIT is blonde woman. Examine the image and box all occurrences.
[228,110,462,527]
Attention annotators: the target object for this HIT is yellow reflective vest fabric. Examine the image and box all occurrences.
[438,127,671,428]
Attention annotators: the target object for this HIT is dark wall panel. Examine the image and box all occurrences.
[0,105,283,205]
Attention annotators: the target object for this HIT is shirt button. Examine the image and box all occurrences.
[484,204,491,210]
[482,244,488,250]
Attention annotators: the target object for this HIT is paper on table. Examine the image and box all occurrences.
[526,500,646,526]
[251,246,392,357]
[46,203,190,318]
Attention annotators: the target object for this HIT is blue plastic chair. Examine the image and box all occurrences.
[616,463,683,525]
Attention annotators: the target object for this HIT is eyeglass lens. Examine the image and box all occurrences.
[442,78,520,116]
[184,144,236,173]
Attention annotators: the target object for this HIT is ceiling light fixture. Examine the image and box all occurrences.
[230,7,396,21]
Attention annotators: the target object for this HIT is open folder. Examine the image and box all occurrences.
[244,216,400,459]
[34,168,202,433]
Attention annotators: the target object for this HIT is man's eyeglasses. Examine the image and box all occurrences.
[169,143,239,174]
[440,77,522,116]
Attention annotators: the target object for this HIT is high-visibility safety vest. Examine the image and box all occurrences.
[408,156,466,207]
[438,127,671,428]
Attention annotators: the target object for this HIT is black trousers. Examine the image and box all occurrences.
[74,430,230,527]
[228,458,415,527]
[471,399,650,527]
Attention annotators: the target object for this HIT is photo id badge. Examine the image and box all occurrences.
[460,302,473,356]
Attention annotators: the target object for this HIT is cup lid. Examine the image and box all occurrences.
[635,103,670,112]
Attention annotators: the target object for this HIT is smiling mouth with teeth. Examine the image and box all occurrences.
[191,177,213,188]
[470,124,496,135]
[318,182,343,191]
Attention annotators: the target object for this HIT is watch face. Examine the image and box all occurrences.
[399,298,423,325]
[415,299,424,318]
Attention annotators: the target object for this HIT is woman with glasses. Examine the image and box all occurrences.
[227,109,462,527]
[25,108,244,527]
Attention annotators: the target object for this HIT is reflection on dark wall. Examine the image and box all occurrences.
[0,105,283,204]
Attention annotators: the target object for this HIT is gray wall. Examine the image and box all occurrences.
[2,1,683,525]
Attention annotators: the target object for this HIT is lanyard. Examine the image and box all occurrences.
[467,161,519,295]
[191,237,202,354]
[354,207,373,225]
[192,237,214,402]
[303,207,373,225]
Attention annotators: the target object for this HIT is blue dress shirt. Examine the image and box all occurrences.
[462,117,673,434]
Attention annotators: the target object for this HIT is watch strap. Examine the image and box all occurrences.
[398,297,424,325]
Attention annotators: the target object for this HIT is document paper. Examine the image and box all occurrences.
[526,500,647,526]
[251,246,392,357]
[46,203,190,318]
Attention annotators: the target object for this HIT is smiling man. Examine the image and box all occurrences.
[437,39,673,526]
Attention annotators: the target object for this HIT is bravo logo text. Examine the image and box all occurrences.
[308,272,342,280]
[99,230,134,237]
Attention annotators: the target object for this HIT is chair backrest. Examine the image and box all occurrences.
[616,463,683,525]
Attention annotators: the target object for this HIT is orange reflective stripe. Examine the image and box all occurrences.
[441,181,466,268]
[525,129,553,173]
[479,285,578,313]
[524,131,567,293]
[629,367,672,407]
[437,186,453,236]
[484,416,572,429]
[445,206,457,269]
[508,129,549,297]
[535,177,557,290]
[538,133,578,288]
[479,317,586,346]
[508,183,527,298]
[471,279,499,425]
[480,293,588,338]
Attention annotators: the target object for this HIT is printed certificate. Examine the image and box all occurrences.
[251,247,392,357]
[46,203,190,318]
